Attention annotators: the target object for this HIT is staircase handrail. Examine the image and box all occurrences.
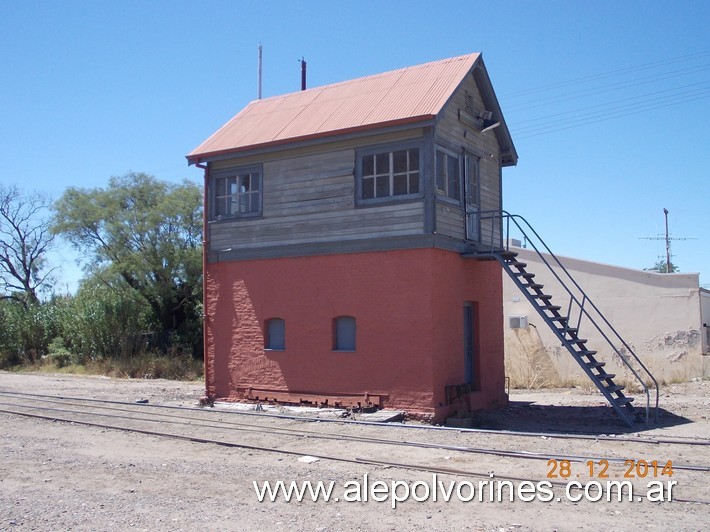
[474,210,659,425]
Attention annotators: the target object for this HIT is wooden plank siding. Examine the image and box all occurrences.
[432,68,502,246]
[210,202,425,250]
[435,202,466,240]
[208,135,426,255]
[209,129,425,170]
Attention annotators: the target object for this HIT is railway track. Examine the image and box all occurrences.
[0,390,707,469]
[1,389,709,505]
[1,389,709,446]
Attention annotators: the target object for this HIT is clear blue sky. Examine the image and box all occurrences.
[1,0,708,291]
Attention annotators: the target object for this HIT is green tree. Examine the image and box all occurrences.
[53,173,203,355]
[645,260,679,273]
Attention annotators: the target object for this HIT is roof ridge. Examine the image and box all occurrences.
[250,53,480,104]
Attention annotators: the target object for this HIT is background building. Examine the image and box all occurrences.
[504,245,709,388]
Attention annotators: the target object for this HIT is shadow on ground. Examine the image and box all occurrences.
[473,401,693,435]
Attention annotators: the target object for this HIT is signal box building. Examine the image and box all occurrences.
[188,53,518,421]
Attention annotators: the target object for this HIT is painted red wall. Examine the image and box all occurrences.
[204,248,506,420]
[429,250,507,414]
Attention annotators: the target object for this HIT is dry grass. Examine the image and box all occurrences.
[17,354,204,381]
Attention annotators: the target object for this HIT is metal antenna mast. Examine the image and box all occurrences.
[639,208,696,272]
[257,44,263,99]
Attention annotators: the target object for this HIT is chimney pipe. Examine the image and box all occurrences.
[257,44,263,99]
[300,57,307,91]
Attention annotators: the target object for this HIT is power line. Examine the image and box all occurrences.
[511,80,710,127]
[512,85,710,135]
[500,50,710,99]
[502,50,710,139]
[514,90,710,138]
[504,63,710,113]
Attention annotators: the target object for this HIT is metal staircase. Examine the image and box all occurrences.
[464,211,659,428]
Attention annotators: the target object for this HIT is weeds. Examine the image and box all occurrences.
[14,354,203,381]
[0,283,203,381]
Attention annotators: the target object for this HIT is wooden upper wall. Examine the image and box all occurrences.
[434,67,503,245]
[207,129,428,261]
[204,62,508,262]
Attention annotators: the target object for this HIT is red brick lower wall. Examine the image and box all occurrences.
[204,248,507,421]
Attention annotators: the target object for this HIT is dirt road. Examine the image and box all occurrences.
[1,372,708,531]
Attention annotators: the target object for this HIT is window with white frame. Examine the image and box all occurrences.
[212,166,262,219]
[435,149,461,201]
[358,145,420,202]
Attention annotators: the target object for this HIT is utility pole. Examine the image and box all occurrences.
[663,208,671,274]
[639,208,696,273]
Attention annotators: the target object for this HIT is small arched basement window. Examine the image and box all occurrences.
[265,318,285,350]
[333,316,356,351]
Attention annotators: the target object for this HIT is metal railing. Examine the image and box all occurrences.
[469,210,659,425]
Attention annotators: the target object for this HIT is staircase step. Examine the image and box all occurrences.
[559,327,579,335]
[541,305,561,312]
[532,294,552,300]
[571,338,588,345]
[605,385,625,394]
[526,283,544,290]
[510,261,527,269]
[578,350,597,357]
[586,361,606,369]
[596,373,616,380]
[616,396,635,405]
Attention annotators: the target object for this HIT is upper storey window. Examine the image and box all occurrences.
[212,166,262,220]
[435,148,461,202]
[356,143,421,204]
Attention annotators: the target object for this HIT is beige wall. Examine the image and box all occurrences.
[503,247,706,388]
[701,288,710,355]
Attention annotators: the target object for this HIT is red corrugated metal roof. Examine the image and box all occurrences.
[188,53,481,161]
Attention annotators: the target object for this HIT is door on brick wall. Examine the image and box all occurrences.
[463,302,476,385]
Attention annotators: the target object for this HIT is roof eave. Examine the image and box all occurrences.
[186,115,436,165]
[471,57,518,167]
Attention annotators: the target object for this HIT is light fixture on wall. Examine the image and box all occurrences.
[478,110,500,133]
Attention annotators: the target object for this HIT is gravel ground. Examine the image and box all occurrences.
[0,372,708,531]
